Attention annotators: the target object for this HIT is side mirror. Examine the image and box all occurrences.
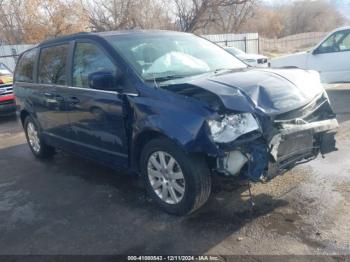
[88,71,121,91]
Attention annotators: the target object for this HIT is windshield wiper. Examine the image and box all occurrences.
[145,70,211,83]
[145,72,196,83]
[150,74,188,82]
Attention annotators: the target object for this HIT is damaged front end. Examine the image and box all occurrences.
[163,68,338,182]
[213,93,338,182]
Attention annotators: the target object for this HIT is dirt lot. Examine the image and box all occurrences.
[0,85,349,255]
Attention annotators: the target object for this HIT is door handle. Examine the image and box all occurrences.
[55,95,64,102]
[68,97,80,104]
[44,92,53,98]
[44,93,64,102]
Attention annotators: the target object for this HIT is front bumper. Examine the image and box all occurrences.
[270,118,338,160]
[217,118,339,182]
[265,118,338,180]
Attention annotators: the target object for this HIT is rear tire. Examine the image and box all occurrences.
[140,138,211,215]
[24,116,55,159]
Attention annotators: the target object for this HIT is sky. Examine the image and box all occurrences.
[334,0,350,19]
[262,0,350,19]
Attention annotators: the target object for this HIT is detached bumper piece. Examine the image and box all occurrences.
[264,118,338,181]
[217,118,339,182]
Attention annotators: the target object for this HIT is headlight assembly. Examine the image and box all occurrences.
[208,113,260,143]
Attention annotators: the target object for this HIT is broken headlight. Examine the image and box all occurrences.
[208,113,260,143]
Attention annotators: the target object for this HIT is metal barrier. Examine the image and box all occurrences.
[203,33,260,54]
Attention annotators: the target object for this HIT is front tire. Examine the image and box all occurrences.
[140,138,211,215]
[24,116,55,159]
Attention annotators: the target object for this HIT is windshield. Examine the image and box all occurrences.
[105,33,247,81]
[0,63,12,76]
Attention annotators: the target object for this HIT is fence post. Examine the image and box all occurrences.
[258,36,260,54]
[244,37,247,52]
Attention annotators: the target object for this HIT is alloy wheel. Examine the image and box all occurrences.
[147,151,186,204]
[27,122,41,153]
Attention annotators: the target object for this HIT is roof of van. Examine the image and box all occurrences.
[38,30,188,46]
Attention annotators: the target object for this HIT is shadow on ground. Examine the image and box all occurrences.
[0,141,288,254]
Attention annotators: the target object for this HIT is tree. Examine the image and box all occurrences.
[239,4,284,38]
[24,0,88,43]
[281,0,345,36]
[171,0,256,33]
[80,0,173,32]
[213,0,258,33]
[237,0,345,38]
[0,0,25,44]
[0,0,88,44]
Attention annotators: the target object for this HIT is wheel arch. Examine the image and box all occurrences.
[19,109,44,133]
[20,109,30,126]
[131,129,173,172]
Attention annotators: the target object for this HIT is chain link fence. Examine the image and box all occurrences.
[203,33,260,54]
[260,32,328,56]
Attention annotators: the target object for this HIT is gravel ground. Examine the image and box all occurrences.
[0,85,349,255]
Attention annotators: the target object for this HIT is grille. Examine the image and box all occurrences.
[257,58,268,64]
[277,131,315,162]
[0,84,13,97]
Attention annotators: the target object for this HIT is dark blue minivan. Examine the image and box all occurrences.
[14,30,338,215]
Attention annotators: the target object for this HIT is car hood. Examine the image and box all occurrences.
[0,75,13,85]
[165,68,324,115]
[240,54,267,60]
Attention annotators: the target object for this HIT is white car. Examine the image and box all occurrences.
[225,46,269,67]
[270,26,350,83]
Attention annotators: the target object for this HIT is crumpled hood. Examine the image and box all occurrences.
[167,68,325,115]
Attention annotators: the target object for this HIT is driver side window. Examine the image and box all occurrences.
[72,42,117,89]
[339,33,350,51]
[317,30,350,54]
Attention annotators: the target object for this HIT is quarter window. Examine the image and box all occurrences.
[339,33,350,51]
[38,44,69,85]
[15,48,37,82]
[72,42,117,89]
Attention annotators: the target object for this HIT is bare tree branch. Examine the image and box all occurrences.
[80,0,172,32]
[171,0,255,33]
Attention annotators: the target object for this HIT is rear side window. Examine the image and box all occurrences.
[38,44,69,85]
[15,49,37,82]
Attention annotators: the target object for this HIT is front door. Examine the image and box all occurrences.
[308,29,350,83]
[66,41,128,167]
